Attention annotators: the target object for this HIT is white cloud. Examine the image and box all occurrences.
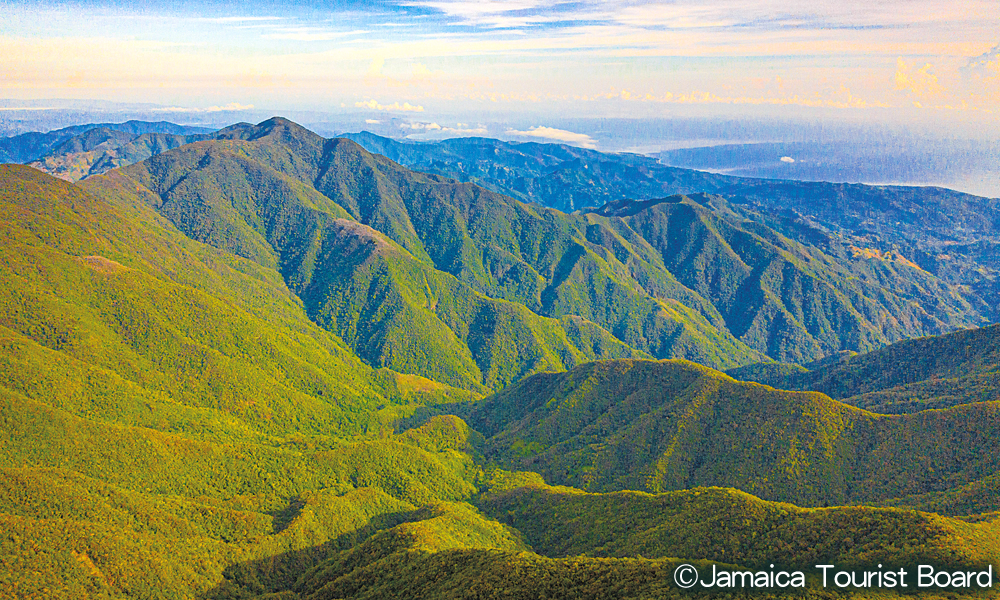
[365,119,382,124]
[403,121,489,135]
[355,99,425,112]
[402,0,555,28]
[151,103,255,113]
[404,122,442,130]
[263,28,368,41]
[505,126,597,148]
[780,156,795,162]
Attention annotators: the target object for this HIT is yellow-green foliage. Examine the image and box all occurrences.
[0,164,473,445]
[479,484,1000,572]
[467,359,1000,506]
[0,394,488,598]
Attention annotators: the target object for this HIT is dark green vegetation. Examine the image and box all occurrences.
[85,118,985,369]
[345,132,1000,323]
[728,324,1000,413]
[28,127,216,182]
[2,118,1000,599]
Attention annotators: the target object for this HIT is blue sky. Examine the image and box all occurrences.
[1,0,998,144]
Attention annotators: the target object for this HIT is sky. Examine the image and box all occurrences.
[1,0,998,146]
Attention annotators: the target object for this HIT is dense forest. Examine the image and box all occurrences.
[1,119,998,599]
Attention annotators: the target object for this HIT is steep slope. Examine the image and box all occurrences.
[728,323,1000,413]
[463,358,1000,506]
[596,195,978,361]
[94,118,761,376]
[1,164,471,442]
[89,137,650,390]
[346,131,1000,320]
[306,218,642,391]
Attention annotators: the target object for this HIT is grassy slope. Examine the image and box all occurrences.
[464,358,1000,506]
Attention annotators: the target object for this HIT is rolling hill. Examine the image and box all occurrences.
[463,358,1000,506]
[728,323,1000,413]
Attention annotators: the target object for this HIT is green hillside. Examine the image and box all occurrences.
[0,163,474,442]
[90,118,987,367]
[479,483,1000,570]
[90,118,761,374]
[3,119,999,599]
[728,323,1000,413]
[86,136,650,390]
[464,358,1000,505]
[206,480,1000,599]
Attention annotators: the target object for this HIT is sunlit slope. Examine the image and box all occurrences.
[464,358,1000,505]
[219,479,1000,599]
[729,323,1000,413]
[1,164,473,442]
[0,403,493,599]
[479,483,1000,570]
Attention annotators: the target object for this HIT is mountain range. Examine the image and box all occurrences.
[1,117,998,599]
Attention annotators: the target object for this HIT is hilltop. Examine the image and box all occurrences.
[728,323,1000,413]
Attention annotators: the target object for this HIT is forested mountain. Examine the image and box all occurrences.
[345,132,1000,322]
[463,358,1000,505]
[80,118,986,369]
[728,323,1000,413]
[2,118,999,599]
[28,128,216,181]
[0,120,210,165]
